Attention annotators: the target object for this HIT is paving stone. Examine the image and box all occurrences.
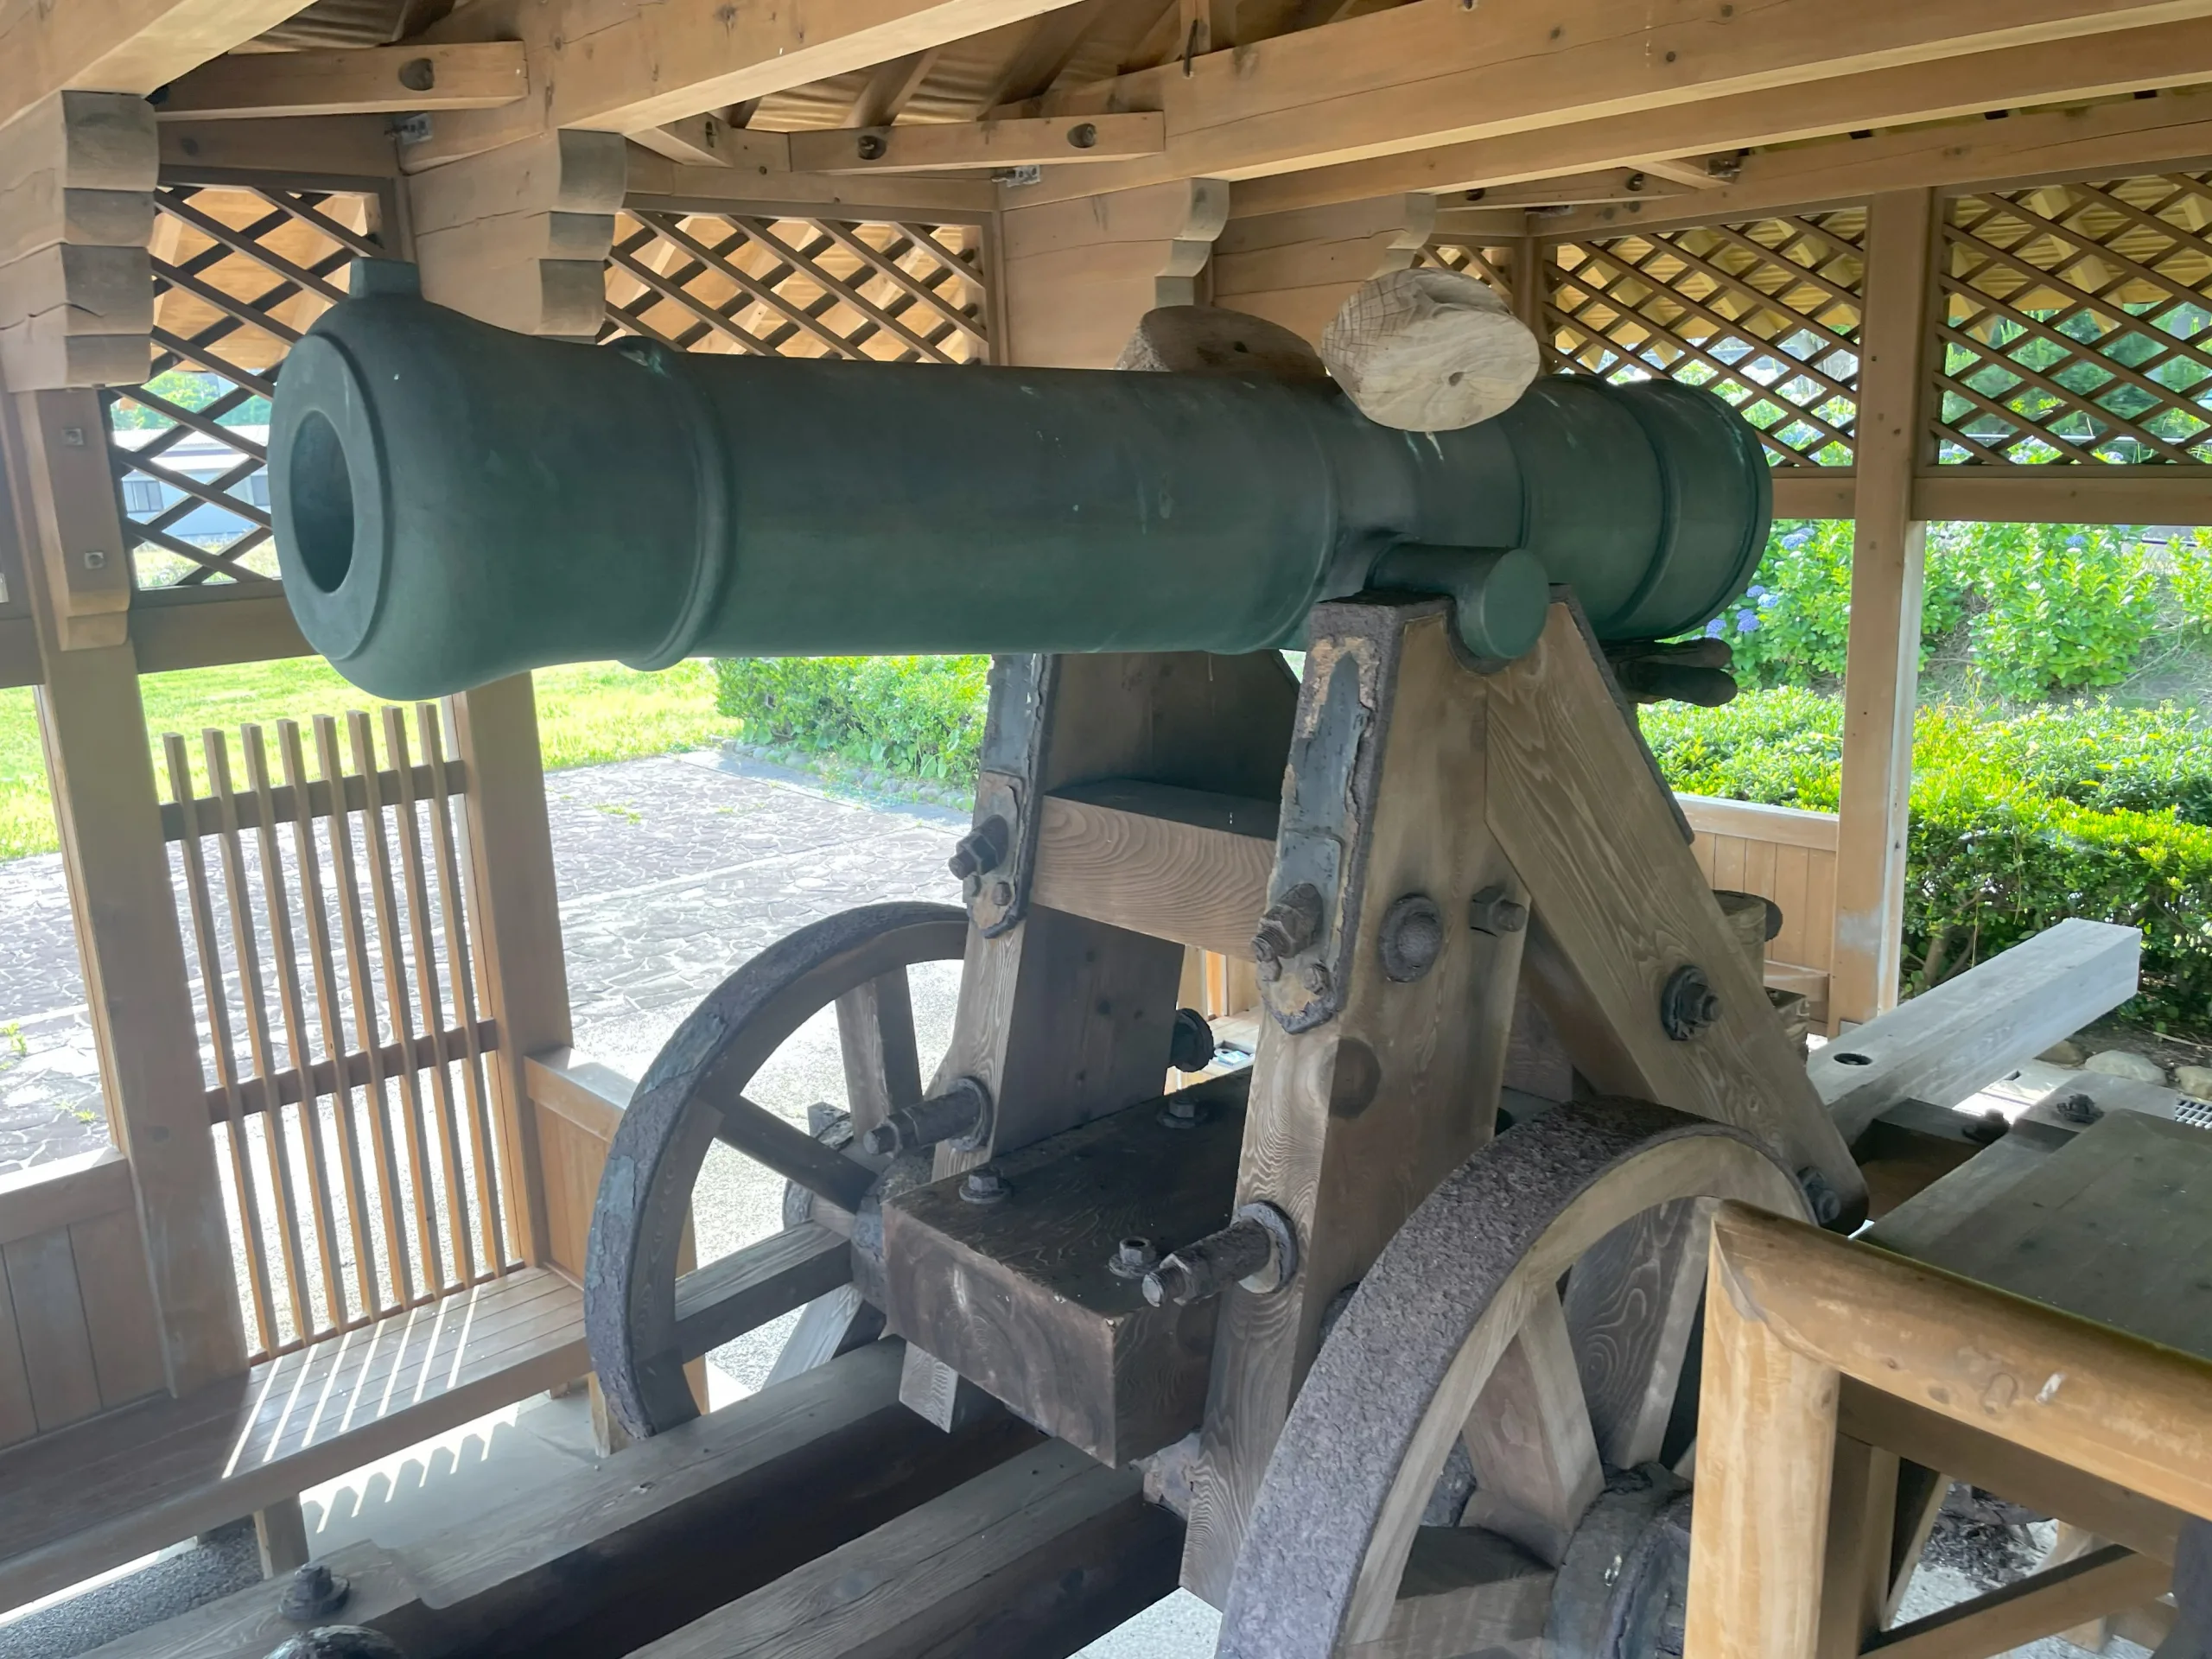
[2084,1048,2168,1084]
[0,749,963,1177]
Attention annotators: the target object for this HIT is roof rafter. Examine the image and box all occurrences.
[1217,12,2212,215]
[999,0,2212,207]
[1,0,321,128]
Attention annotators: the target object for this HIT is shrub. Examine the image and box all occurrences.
[1937,522,2159,698]
[713,655,988,781]
[1699,520,1970,690]
[2171,529,2212,636]
[1649,688,2212,1031]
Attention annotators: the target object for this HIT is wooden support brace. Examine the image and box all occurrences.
[0,94,156,390]
[1000,178,1230,366]
[1211,194,1438,344]
[156,43,529,121]
[408,130,627,340]
[788,112,1164,175]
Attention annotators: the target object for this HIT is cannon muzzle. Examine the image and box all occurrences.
[270,263,1768,699]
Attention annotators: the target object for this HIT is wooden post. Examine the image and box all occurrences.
[448,676,567,1268]
[1830,189,1936,1031]
[1683,1216,1842,1659]
[0,385,245,1397]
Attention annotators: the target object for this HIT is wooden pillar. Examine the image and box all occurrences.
[1830,189,1936,1031]
[1209,194,1436,344]
[1000,179,1229,368]
[448,677,568,1269]
[0,385,246,1397]
[1510,235,1544,334]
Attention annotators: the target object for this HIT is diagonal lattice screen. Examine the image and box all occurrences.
[601,209,990,363]
[106,184,385,589]
[1540,211,1867,467]
[1936,174,2212,466]
[1417,240,1521,308]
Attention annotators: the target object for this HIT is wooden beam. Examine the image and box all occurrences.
[1221,16,2212,216]
[788,111,1163,174]
[1028,784,1276,959]
[1773,464,2212,527]
[1546,86,2212,238]
[0,0,320,119]
[155,42,527,121]
[622,144,1000,214]
[845,49,941,129]
[1829,190,1935,1032]
[1867,1544,2172,1659]
[1001,177,1229,365]
[1463,168,1694,207]
[1813,917,2139,1147]
[157,112,400,178]
[130,590,311,674]
[631,1440,1179,1659]
[1211,193,1435,343]
[405,0,1114,166]
[627,111,789,170]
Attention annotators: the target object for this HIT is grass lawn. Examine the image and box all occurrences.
[0,657,737,861]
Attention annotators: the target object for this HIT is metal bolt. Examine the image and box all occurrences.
[960,1166,1008,1205]
[1169,1006,1215,1073]
[856,132,888,161]
[989,879,1014,908]
[81,550,106,569]
[946,815,1010,880]
[59,427,86,447]
[1658,963,1719,1040]
[1144,1201,1300,1306]
[279,1560,352,1622]
[1624,170,1647,192]
[2054,1090,2104,1126]
[1378,893,1445,982]
[1796,1166,1844,1227]
[1067,122,1099,149]
[1109,1236,1159,1277]
[1252,882,1324,969]
[1158,1091,1205,1130]
[1468,885,1528,936]
[1604,1554,1624,1587]
[861,1077,992,1155]
[1301,959,1332,996]
[397,56,436,92]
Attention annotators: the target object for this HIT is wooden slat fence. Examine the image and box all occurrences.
[1679,793,1839,1020]
[161,704,512,1363]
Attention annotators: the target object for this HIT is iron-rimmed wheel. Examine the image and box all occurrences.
[586,900,969,1440]
[1217,1098,1808,1659]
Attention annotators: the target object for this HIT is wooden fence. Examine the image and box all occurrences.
[162,706,512,1363]
[1681,795,1840,1023]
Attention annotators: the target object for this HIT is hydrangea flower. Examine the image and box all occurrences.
[1736,609,1760,632]
[1705,616,1727,639]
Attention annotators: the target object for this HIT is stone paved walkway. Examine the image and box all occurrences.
[0,748,966,1176]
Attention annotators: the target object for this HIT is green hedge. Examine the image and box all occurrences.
[712,655,988,781]
[1646,690,2212,1031]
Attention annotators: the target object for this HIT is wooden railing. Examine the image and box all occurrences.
[162,705,513,1362]
[0,1149,164,1449]
[1678,793,1839,1022]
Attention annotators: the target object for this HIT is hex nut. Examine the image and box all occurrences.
[279,1561,352,1623]
[1109,1236,1159,1277]
[960,1166,1009,1205]
[1468,885,1528,936]
[1252,882,1324,968]
[1657,963,1719,1040]
[1378,893,1445,982]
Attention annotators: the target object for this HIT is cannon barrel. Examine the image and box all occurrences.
[269,264,1769,699]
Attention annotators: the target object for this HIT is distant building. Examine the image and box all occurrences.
[111,424,269,547]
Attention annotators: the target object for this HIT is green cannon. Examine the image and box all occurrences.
[268,263,1769,699]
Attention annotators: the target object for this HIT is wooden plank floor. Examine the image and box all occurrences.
[0,1267,586,1613]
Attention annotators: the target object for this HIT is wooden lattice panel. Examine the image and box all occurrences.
[601,209,989,364]
[1936,174,2212,466]
[1418,240,1520,308]
[106,184,384,589]
[1543,211,1867,467]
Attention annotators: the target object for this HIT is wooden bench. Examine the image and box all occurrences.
[0,1266,588,1613]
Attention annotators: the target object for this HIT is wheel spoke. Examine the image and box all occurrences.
[1561,1195,1715,1468]
[1460,1287,1605,1566]
[710,1090,879,1211]
[836,967,923,1140]
[1375,1528,1554,1659]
